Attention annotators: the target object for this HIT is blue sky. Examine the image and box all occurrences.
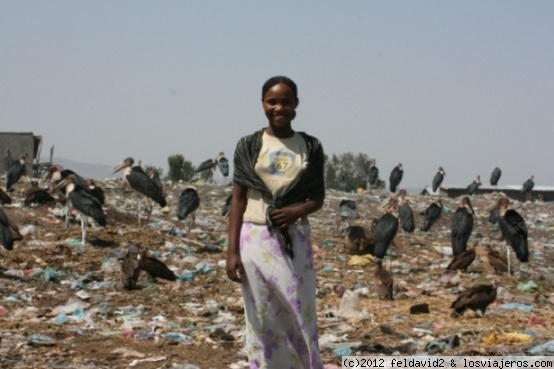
[2,1,553,190]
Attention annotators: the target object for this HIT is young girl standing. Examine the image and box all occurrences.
[226,76,325,369]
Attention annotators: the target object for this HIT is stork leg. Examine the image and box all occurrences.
[144,197,153,224]
[506,246,511,276]
[137,196,142,228]
[65,201,72,228]
[80,216,87,246]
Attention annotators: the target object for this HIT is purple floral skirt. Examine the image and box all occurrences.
[240,222,323,369]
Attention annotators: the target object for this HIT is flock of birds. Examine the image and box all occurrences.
[0,153,538,313]
[338,164,534,319]
[0,152,230,289]
[368,161,536,200]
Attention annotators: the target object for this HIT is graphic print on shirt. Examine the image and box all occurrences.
[268,150,296,178]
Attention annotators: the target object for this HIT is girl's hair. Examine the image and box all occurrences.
[262,76,298,100]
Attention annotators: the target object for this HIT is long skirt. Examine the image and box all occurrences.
[240,222,323,369]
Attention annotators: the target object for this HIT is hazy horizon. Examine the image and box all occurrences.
[2,2,553,190]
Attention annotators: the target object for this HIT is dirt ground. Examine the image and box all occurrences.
[1,179,553,368]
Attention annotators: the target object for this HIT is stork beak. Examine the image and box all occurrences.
[111,162,126,174]
[50,177,70,194]
[468,201,475,215]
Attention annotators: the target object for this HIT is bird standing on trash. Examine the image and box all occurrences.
[432,166,446,193]
[6,155,29,192]
[177,186,200,237]
[373,197,399,262]
[422,199,443,232]
[446,245,476,273]
[0,188,12,205]
[0,207,22,250]
[343,218,377,255]
[484,245,511,275]
[24,181,56,206]
[450,279,498,318]
[368,159,379,190]
[138,246,177,282]
[51,174,107,246]
[466,175,481,196]
[112,157,167,227]
[521,175,534,202]
[389,163,403,193]
[498,197,529,274]
[396,189,415,233]
[490,167,502,187]
[194,152,229,177]
[374,259,394,300]
[451,196,475,257]
[120,245,141,290]
[221,194,232,218]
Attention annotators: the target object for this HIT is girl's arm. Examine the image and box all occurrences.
[226,182,248,283]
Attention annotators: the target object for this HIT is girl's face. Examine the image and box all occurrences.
[262,82,299,135]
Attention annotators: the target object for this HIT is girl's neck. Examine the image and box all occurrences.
[265,126,295,139]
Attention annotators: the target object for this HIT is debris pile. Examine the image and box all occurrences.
[1,177,553,368]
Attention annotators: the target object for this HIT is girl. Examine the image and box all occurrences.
[226,76,325,369]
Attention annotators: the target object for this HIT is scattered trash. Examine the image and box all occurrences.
[528,340,554,355]
[1,183,554,367]
[483,332,533,345]
[517,280,539,292]
[499,302,534,312]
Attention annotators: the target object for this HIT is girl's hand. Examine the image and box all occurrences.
[226,252,244,283]
[269,206,302,229]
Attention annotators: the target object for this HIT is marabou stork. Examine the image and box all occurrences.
[221,194,232,218]
[216,156,229,177]
[396,189,415,233]
[335,199,360,234]
[498,197,529,274]
[432,166,446,193]
[52,174,107,246]
[368,159,379,190]
[149,170,163,193]
[521,175,534,202]
[373,197,399,263]
[374,259,394,300]
[466,175,481,196]
[44,165,92,227]
[422,199,443,232]
[177,186,200,237]
[450,279,499,318]
[112,157,167,227]
[389,163,403,193]
[87,179,105,205]
[487,200,501,226]
[0,207,22,250]
[6,155,30,191]
[0,188,12,205]
[44,165,88,194]
[451,196,475,256]
[194,152,228,177]
[490,167,502,187]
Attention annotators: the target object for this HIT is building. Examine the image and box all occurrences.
[0,132,43,176]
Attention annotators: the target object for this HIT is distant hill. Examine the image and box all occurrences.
[52,157,116,180]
